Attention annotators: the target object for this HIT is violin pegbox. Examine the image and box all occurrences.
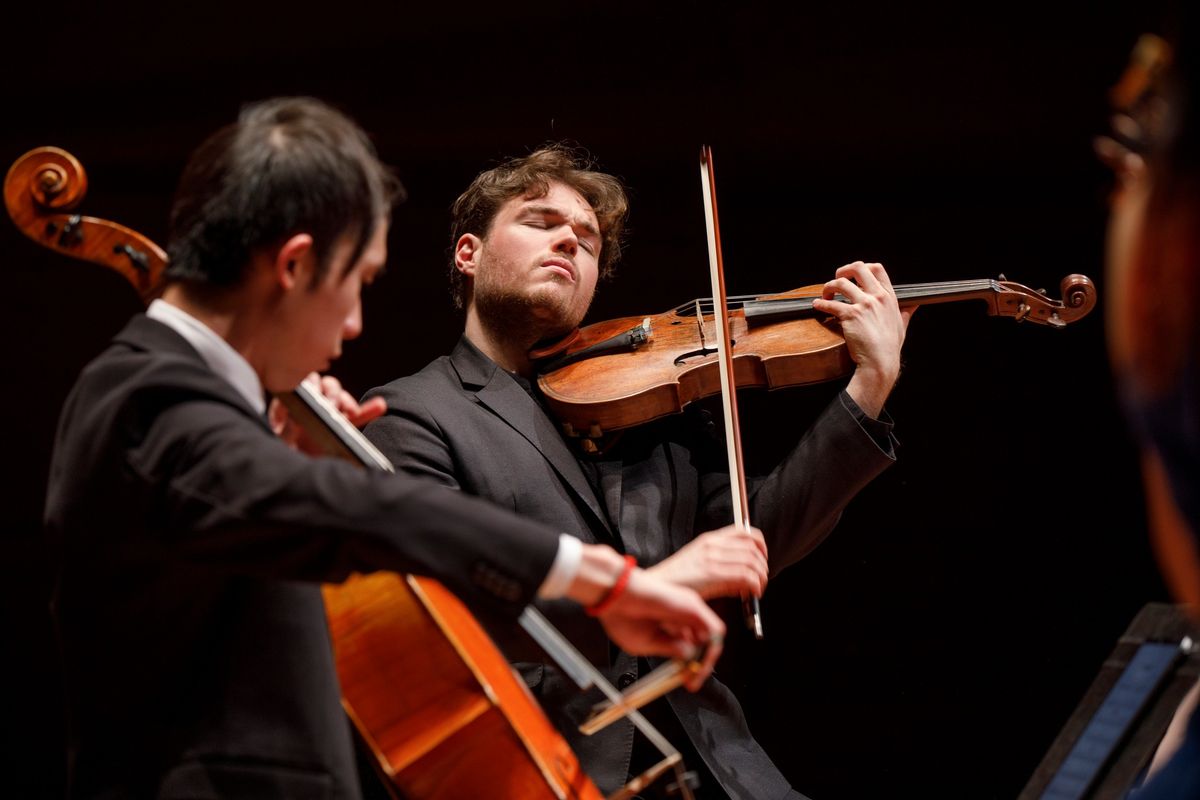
[991,274,1097,328]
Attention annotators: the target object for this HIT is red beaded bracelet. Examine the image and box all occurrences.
[585,554,637,617]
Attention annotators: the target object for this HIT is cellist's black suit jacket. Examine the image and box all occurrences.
[44,316,561,800]
[363,337,897,800]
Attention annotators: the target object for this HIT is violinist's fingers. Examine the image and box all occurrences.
[740,524,768,561]
[706,524,768,560]
[820,276,868,305]
[864,261,895,293]
[900,305,918,330]
[836,261,889,295]
[717,527,769,592]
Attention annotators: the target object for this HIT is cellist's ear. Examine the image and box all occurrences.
[454,233,482,279]
[274,233,316,290]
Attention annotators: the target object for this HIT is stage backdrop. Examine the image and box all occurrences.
[0,3,1170,797]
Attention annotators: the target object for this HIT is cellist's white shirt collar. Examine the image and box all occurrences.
[147,299,267,415]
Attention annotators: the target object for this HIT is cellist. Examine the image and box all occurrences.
[43,98,725,799]
[363,144,912,799]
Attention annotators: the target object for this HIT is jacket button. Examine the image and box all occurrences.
[618,672,636,689]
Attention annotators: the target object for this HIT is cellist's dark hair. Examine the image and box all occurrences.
[166,97,403,288]
[448,144,628,309]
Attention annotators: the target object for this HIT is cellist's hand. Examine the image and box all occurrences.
[646,524,768,600]
[811,261,914,417]
[269,373,388,455]
[567,544,724,690]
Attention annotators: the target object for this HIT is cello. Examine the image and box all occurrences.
[6,145,701,800]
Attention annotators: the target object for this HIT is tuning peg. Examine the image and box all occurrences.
[998,273,1007,281]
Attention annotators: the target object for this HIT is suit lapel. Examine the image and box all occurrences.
[116,314,274,434]
[450,338,617,540]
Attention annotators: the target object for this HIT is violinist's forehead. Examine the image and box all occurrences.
[513,182,598,225]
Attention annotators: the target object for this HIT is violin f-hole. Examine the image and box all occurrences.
[672,339,736,367]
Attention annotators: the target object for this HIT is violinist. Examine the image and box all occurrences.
[43,99,725,799]
[363,145,913,799]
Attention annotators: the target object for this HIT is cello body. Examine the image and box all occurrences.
[325,574,601,800]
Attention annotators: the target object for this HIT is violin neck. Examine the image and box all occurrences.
[891,279,1001,306]
[743,278,1001,323]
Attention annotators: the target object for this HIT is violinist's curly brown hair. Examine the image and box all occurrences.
[448,145,629,309]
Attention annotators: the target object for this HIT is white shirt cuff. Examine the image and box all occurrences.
[536,533,582,599]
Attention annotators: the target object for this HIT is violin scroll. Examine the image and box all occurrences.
[993,273,1097,328]
[1060,273,1098,314]
[5,146,167,300]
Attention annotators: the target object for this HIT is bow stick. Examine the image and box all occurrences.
[699,146,764,639]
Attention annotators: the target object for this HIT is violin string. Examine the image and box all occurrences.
[679,280,1002,316]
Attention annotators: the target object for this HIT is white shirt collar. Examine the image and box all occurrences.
[146,299,267,415]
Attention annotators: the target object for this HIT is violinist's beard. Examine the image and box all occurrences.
[473,268,593,347]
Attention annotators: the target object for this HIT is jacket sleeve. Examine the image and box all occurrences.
[129,393,558,618]
[695,391,897,576]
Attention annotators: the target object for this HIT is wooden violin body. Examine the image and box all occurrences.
[537,275,1097,439]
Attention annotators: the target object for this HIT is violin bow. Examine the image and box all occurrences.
[699,146,764,639]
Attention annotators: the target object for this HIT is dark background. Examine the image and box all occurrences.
[0,2,1174,797]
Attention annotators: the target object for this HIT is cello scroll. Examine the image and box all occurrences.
[5,146,166,299]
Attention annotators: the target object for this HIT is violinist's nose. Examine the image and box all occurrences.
[553,226,578,257]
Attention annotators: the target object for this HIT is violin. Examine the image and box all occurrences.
[535,274,1097,442]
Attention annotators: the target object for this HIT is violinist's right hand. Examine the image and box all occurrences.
[645,524,769,600]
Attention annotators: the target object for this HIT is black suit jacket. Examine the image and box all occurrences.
[44,316,561,799]
[363,337,896,800]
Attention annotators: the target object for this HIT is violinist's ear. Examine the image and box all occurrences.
[274,233,316,290]
[454,233,482,278]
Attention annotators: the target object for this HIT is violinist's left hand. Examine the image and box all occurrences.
[811,261,914,418]
[269,373,387,456]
